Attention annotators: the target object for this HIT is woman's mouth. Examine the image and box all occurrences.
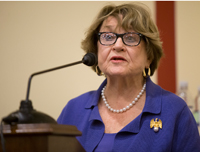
[110,56,126,62]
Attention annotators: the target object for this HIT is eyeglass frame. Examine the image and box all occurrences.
[97,32,143,46]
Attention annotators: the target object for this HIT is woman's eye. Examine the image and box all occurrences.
[104,34,115,41]
[125,36,136,42]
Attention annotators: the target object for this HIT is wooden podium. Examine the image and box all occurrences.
[0,123,85,152]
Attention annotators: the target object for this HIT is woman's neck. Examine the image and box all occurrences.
[106,75,145,93]
[103,75,146,106]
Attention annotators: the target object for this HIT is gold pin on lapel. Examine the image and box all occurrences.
[150,118,162,132]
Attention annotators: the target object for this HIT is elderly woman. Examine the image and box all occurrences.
[57,3,200,152]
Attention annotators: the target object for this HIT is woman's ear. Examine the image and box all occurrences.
[146,58,152,68]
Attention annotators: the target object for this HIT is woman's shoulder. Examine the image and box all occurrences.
[57,80,106,124]
[66,90,98,108]
[160,87,190,116]
[161,88,186,106]
[147,77,188,112]
[57,90,98,124]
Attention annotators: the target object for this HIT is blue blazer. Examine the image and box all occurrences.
[57,77,200,152]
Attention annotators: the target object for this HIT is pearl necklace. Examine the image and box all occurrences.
[101,83,146,113]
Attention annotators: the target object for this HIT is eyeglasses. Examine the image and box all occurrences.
[98,32,143,46]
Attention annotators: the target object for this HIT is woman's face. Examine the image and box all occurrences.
[97,16,151,78]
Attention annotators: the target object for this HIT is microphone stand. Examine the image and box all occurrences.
[26,60,82,102]
[2,53,96,124]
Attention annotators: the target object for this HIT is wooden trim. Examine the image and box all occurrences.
[156,1,176,93]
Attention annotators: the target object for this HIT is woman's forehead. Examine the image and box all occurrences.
[100,16,118,30]
[100,16,135,33]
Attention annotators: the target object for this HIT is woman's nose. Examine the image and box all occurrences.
[112,37,125,51]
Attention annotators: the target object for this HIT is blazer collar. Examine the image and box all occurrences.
[121,77,162,133]
[143,77,162,114]
[85,79,107,109]
[85,77,162,134]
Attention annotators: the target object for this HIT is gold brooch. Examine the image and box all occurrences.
[150,118,162,132]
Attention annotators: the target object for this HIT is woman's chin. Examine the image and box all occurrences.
[106,71,126,77]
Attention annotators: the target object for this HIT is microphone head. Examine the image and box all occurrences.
[82,53,97,66]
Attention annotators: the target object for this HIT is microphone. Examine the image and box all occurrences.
[82,52,97,66]
[2,53,97,124]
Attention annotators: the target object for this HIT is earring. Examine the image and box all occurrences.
[143,69,147,78]
[95,66,104,76]
[143,67,151,78]
[148,68,151,76]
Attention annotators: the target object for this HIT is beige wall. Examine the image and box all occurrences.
[0,1,199,121]
[176,1,200,99]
